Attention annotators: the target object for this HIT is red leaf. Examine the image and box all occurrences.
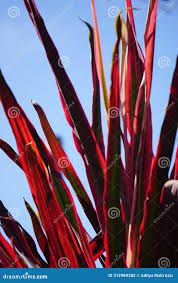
[83,21,105,157]
[137,57,178,267]
[144,0,158,100]
[0,233,27,268]
[125,14,144,137]
[25,143,94,267]
[0,201,47,267]
[32,101,100,233]
[104,15,126,268]
[24,200,50,263]
[23,0,106,228]
[125,0,136,33]
[91,0,109,112]
[0,139,22,169]
[89,232,104,260]
[174,147,178,179]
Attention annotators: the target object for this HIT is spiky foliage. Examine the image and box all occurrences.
[0,0,178,268]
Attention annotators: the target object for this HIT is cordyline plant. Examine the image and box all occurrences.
[0,0,178,268]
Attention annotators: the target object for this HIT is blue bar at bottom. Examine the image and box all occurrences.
[0,268,178,283]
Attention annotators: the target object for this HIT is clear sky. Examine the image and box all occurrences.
[0,0,178,245]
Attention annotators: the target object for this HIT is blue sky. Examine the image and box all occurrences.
[0,0,178,244]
